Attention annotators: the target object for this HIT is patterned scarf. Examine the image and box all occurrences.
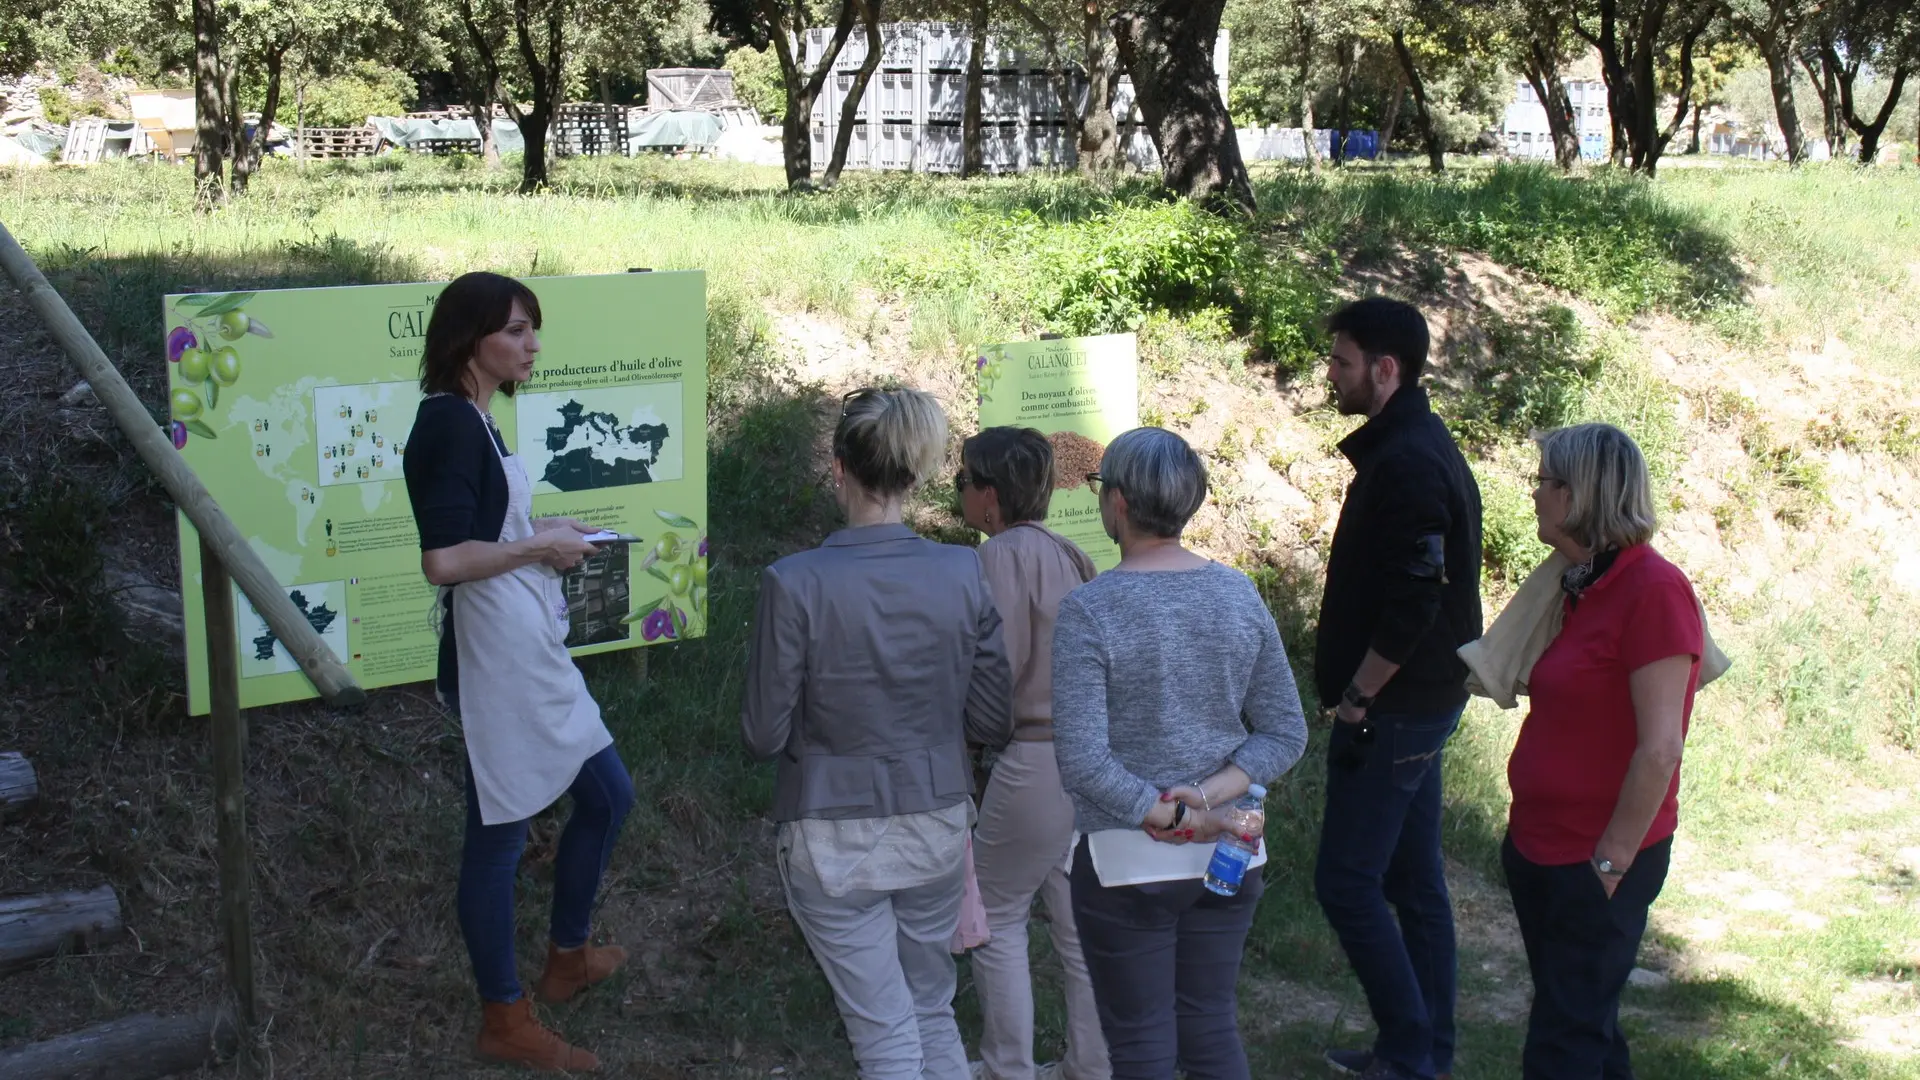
[1560,546,1622,608]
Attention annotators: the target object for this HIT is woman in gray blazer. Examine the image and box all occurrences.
[742,387,1014,1080]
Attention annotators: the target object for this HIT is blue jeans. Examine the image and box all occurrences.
[459,743,634,1003]
[1314,707,1462,1080]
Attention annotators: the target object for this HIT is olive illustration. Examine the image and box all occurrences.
[178,346,210,384]
[669,564,692,596]
[211,347,241,386]
[690,559,708,587]
[653,532,682,562]
[218,311,250,340]
[169,420,188,449]
[167,326,197,363]
[171,387,203,418]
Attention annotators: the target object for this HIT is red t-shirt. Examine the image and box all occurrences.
[1507,545,1703,866]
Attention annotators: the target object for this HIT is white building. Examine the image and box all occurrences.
[1501,78,1610,162]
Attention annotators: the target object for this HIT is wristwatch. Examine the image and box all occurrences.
[1591,855,1628,877]
[1341,683,1376,710]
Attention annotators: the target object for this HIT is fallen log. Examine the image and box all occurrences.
[0,1008,237,1080]
[0,752,36,813]
[0,885,122,972]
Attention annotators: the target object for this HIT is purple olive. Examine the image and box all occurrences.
[167,326,197,363]
[169,420,188,449]
[641,608,676,641]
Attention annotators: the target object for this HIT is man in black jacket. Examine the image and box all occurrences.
[1312,298,1482,1080]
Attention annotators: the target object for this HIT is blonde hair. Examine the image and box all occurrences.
[1534,422,1656,552]
[833,387,948,497]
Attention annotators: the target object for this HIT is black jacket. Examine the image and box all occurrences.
[1314,386,1483,714]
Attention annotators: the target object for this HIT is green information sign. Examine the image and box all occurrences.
[975,333,1139,571]
[166,272,709,715]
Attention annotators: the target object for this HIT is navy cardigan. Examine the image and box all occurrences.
[402,394,512,697]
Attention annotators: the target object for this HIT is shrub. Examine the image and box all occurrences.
[297,62,415,127]
[1476,462,1551,585]
[725,46,786,123]
[1448,302,1599,448]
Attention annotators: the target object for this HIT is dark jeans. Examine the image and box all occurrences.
[1314,706,1462,1080]
[459,743,634,1003]
[1069,839,1263,1080]
[1502,833,1672,1080]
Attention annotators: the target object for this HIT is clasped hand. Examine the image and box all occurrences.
[1142,786,1233,846]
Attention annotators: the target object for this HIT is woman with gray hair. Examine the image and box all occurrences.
[1052,427,1308,1080]
[1504,422,1703,1078]
[742,387,1014,1080]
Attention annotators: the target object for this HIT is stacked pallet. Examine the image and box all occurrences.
[294,126,380,159]
[804,22,1226,174]
[552,103,630,157]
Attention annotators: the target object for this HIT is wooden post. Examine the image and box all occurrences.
[201,537,257,1043]
[0,221,363,708]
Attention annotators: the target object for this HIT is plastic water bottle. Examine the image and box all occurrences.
[1202,785,1268,896]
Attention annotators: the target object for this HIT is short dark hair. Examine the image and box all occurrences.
[962,427,1055,524]
[421,271,543,399]
[1326,297,1429,386]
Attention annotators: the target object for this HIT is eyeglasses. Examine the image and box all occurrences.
[954,470,975,490]
[1085,472,1107,495]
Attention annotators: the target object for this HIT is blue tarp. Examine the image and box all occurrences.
[366,116,525,154]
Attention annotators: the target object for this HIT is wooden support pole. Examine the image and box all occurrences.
[0,751,37,814]
[0,221,364,708]
[0,885,123,972]
[202,536,258,1041]
[0,1008,238,1080]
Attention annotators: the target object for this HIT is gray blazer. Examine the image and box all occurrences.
[742,523,1014,823]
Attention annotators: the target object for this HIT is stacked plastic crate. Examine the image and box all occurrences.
[803,23,1227,174]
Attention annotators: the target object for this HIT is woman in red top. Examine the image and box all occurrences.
[1504,423,1702,1079]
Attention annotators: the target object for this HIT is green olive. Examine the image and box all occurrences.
[170,387,203,418]
[653,532,682,562]
[218,311,250,340]
[211,346,241,386]
[690,559,707,586]
[669,564,692,596]
[178,346,210,384]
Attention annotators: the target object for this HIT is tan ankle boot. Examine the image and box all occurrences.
[534,940,628,1004]
[477,997,600,1072]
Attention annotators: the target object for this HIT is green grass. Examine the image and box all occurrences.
[4,153,1919,1077]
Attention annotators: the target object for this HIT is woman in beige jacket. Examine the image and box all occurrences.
[958,426,1109,1080]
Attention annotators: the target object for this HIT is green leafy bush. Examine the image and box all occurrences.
[1449,303,1599,448]
[725,46,786,123]
[296,62,415,128]
[1476,462,1551,585]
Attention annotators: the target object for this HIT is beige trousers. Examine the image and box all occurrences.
[971,739,1111,1080]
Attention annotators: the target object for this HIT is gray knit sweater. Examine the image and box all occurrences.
[1052,562,1308,833]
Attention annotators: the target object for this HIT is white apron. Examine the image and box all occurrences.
[449,406,611,825]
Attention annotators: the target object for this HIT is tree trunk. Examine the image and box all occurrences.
[1110,1,1255,214]
[192,0,225,208]
[1332,38,1360,167]
[1079,3,1119,174]
[255,49,285,175]
[1391,29,1444,174]
[1688,101,1702,154]
[1379,70,1404,155]
[224,61,251,195]
[1585,0,1709,176]
[510,0,564,193]
[764,0,858,190]
[0,886,122,972]
[1524,42,1579,170]
[0,1009,238,1080]
[826,0,883,184]
[1838,59,1908,165]
[453,6,504,169]
[963,0,990,177]
[1762,36,1806,163]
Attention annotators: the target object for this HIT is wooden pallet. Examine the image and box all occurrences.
[412,138,482,156]
[553,103,629,157]
[294,127,381,159]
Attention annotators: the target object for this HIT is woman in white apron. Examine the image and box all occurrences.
[401,272,634,1073]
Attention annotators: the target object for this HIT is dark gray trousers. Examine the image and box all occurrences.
[1069,840,1264,1080]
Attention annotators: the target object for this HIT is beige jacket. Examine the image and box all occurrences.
[977,522,1097,734]
[1459,551,1731,709]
